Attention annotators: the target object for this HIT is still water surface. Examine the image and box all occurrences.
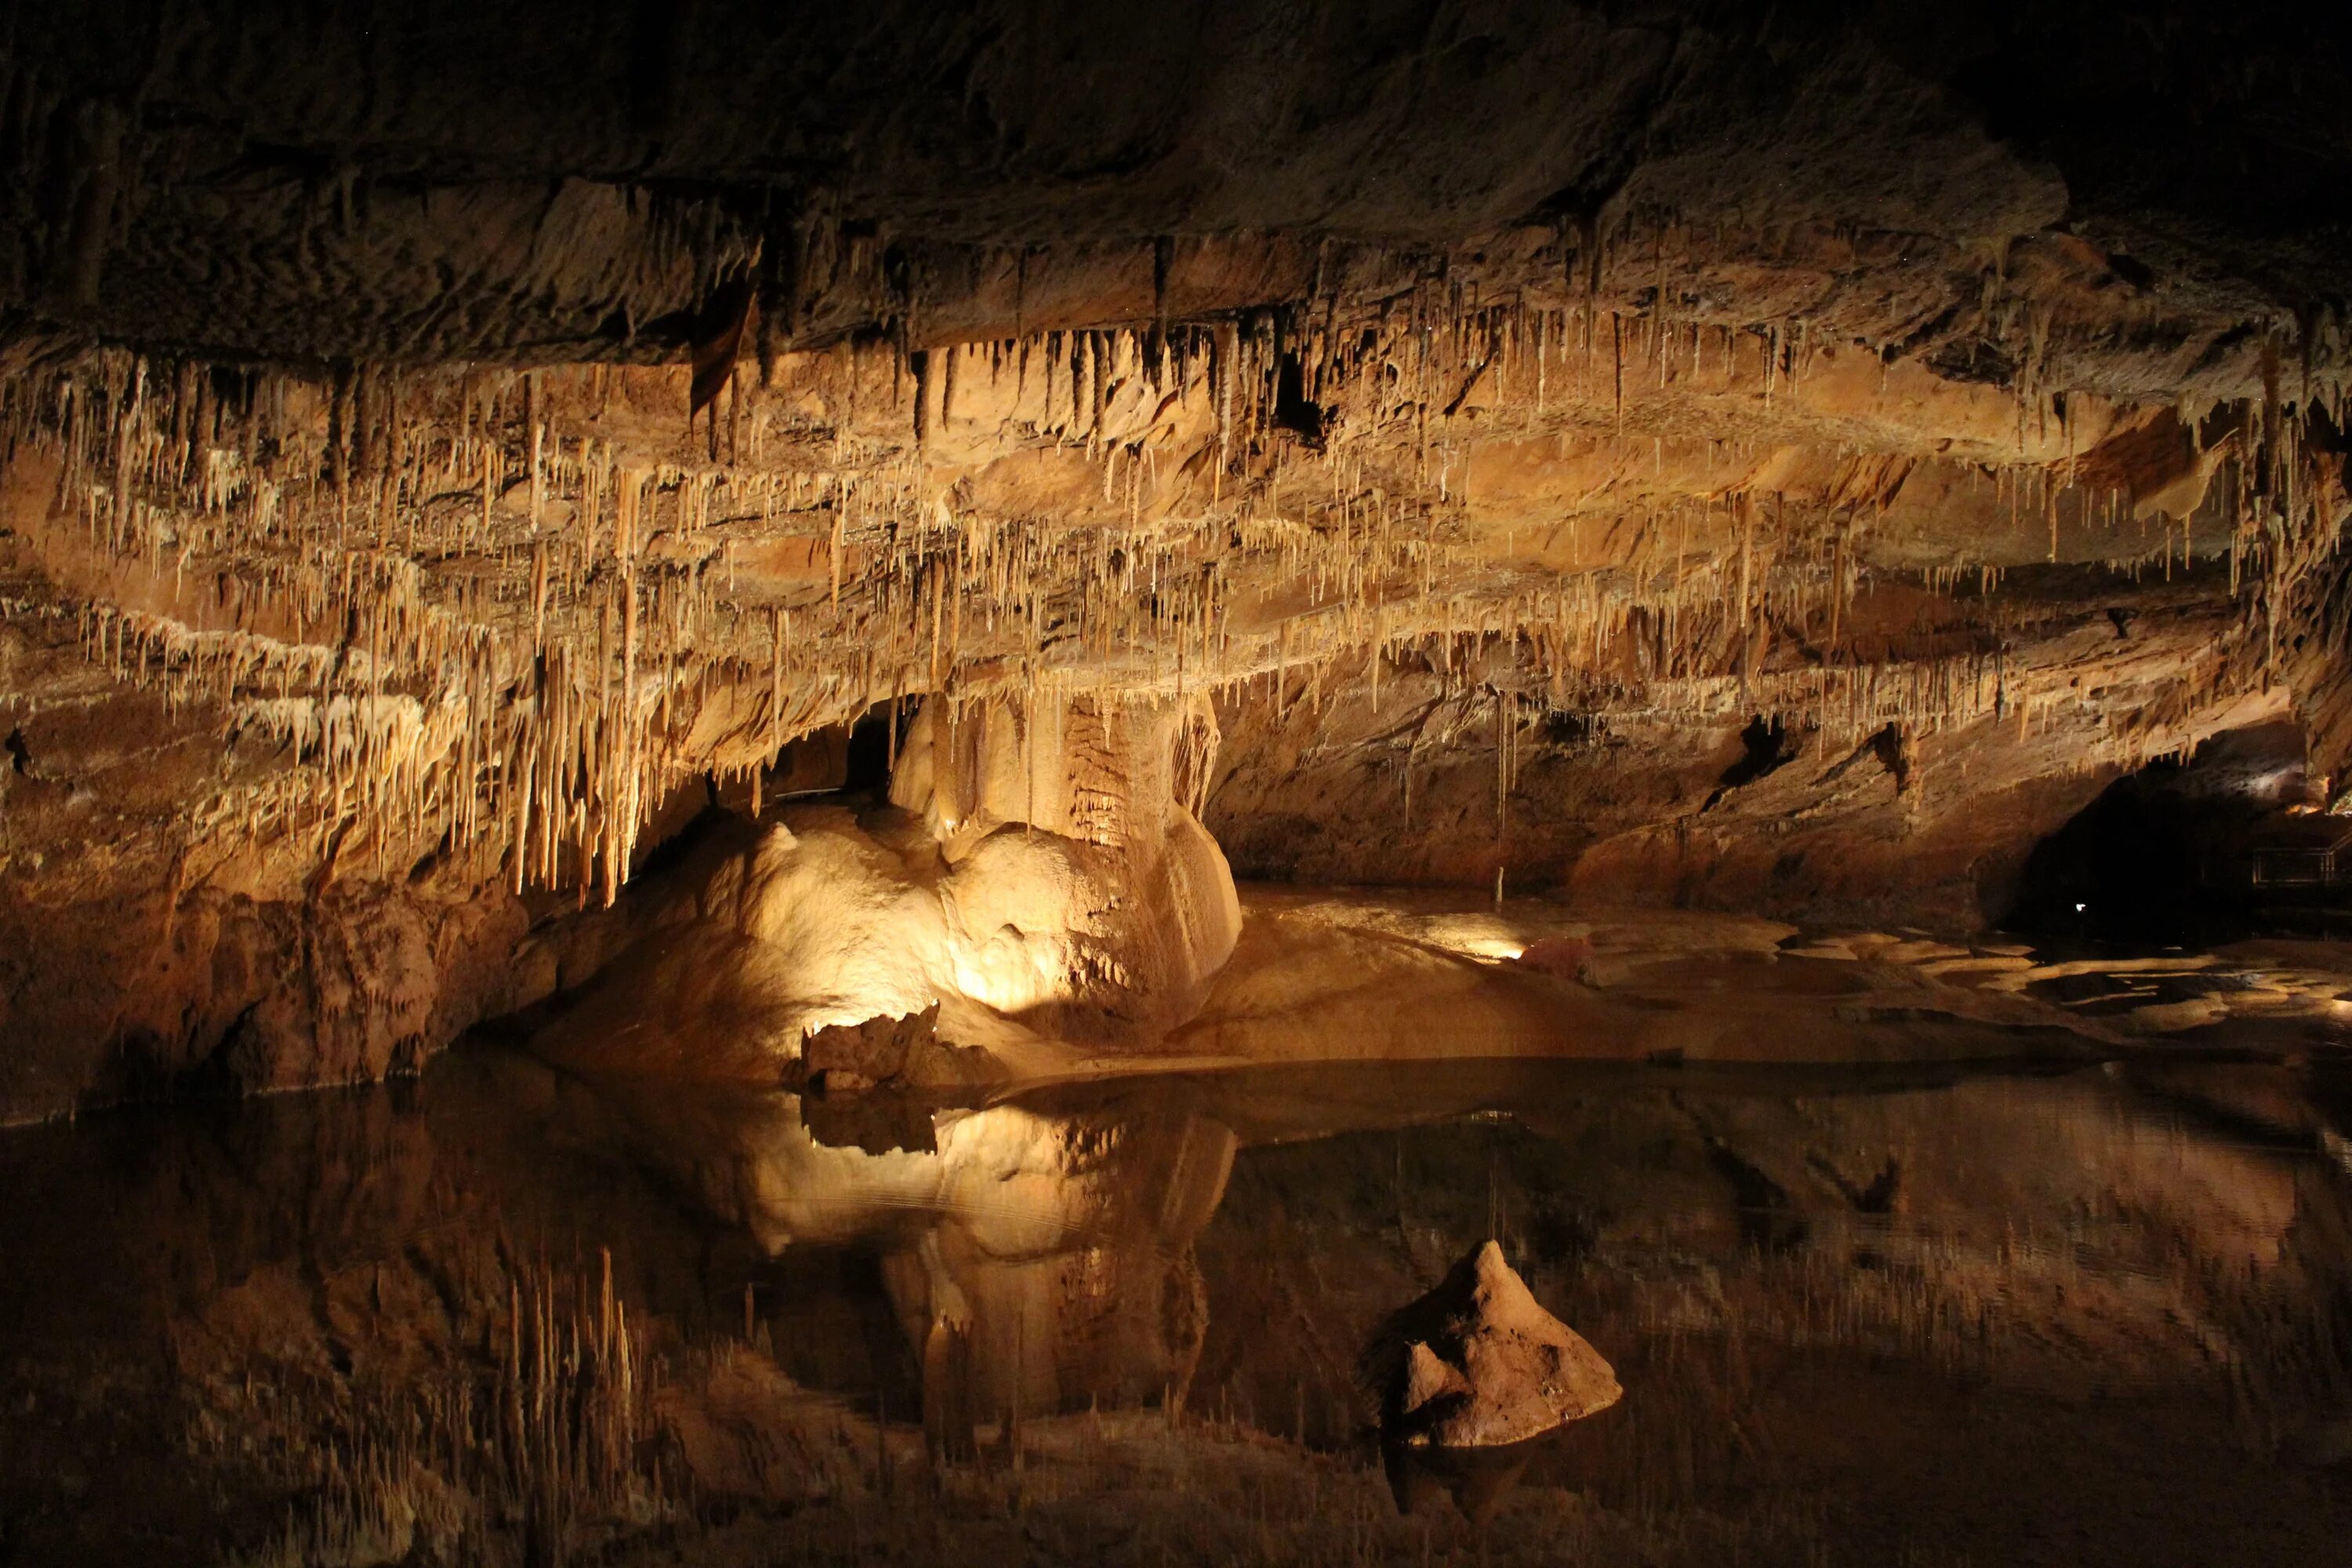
[4,1046,2350,1565]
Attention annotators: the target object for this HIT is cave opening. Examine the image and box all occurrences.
[841,702,899,796]
[2004,720,2335,946]
[1272,350,1328,445]
[1707,713,1798,804]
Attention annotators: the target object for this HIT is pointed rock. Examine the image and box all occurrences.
[1364,1240,1620,1448]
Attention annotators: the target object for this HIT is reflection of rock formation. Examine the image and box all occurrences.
[533,691,1240,1080]
[551,1066,1237,1455]
[10,1036,2352,1564]
[1381,1431,1573,1528]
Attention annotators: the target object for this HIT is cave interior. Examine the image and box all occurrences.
[5,5,2352,1565]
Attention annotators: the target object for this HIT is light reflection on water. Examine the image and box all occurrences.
[2,1046,2350,1563]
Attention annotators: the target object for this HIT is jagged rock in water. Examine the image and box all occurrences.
[1365,1240,1621,1450]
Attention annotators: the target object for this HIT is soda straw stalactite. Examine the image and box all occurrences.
[5,222,2341,906]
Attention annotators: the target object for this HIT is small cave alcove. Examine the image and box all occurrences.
[841,702,899,795]
[1704,714,1799,808]
[738,702,899,813]
[2004,720,2337,946]
[630,703,903,880]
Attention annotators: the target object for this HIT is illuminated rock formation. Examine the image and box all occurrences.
[529,690,1240,1078]
[5,4,2352,1112]
[1367,1240,1622,1450]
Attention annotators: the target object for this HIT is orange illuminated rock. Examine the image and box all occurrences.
[1367,1240,1621,1450]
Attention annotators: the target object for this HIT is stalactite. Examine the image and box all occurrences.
[13,238,2339,908]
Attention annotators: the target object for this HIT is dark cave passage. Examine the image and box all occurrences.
[2004,720,2336,945]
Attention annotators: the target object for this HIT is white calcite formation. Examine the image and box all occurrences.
[532,692,1240,1077]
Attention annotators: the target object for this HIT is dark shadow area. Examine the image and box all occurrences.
[844,702,899,794]
[2005,719,2346,945]
[1705,715,1797,808]
[1272,351,1327,445]
[628,791,739,884]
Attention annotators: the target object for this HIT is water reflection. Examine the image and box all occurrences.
[449,1049,2352,1468]
[3,1047,2351,1563]
[506,1061,1238,1457]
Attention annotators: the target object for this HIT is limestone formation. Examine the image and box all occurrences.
[526,691,1240,1081]
[1366,1240,1622,1450]
[5,5,2352,1112]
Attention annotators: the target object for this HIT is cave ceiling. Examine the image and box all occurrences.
[4,0,2352,926]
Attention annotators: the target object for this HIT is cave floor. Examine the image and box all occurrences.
[910,884,2352,1086]
[4,1014,2351,1566]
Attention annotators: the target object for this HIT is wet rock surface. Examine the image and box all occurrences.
[797,1004,948,1094]
[1367,1240,1622,1449]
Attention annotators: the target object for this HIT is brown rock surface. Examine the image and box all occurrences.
[6,5,2352,1108]
[798,1004,946,1093]
[1367,1240,1622,1448]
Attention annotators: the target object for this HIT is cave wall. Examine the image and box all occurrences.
[0,604,532,1122]
[1206,568,2290,929]
[4,4,2352,1112]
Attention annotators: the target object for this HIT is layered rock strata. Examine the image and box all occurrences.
[5,5,2352,1109]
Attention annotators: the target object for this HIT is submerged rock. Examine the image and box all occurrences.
[1365,1240,1621,1450]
